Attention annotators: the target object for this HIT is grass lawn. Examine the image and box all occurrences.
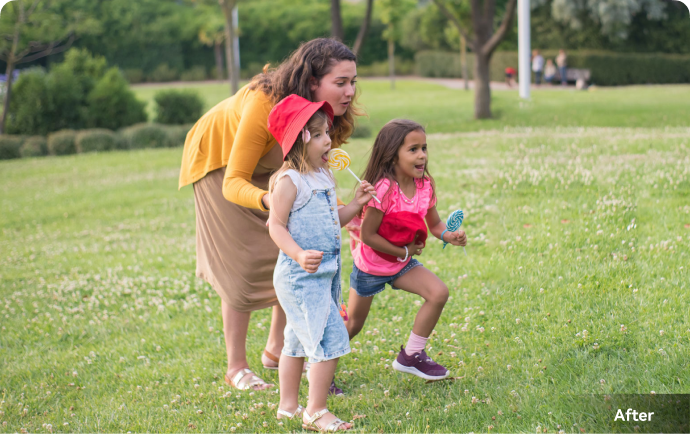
[132,80,689,133]
[1,81,689,433]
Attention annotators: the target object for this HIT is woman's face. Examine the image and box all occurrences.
[311,60,357,117]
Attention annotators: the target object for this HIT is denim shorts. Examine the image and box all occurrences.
[350,258,423,297]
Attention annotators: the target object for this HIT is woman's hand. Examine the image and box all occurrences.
[262,194,270,211]
[297,250,323,273]
[354,180,376,207]
[443,230,467,247]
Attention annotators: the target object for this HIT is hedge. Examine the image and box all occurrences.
[48,130,77,156]
[76,129,122,153]
[0,135,24,160]
[415,50,690,86]
[1,124,193,160]
[120,123,174,149]
[20,136,48,158]
[154,90,204,125]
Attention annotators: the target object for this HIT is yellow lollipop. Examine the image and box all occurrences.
[327,149,381,204]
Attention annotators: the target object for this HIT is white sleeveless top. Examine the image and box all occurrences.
[276,168,335,211]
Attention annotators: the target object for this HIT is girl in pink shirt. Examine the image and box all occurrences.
[345,119,467,381]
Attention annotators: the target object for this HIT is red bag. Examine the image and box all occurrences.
[373,211,428,262]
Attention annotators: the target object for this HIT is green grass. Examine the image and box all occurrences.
[132,80,690,132]
[1,82,689,433]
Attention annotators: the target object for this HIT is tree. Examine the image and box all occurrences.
[550,0,666,40]
[0,0,99,133]
[432,0,516,119]
[197,9,226,81]
[218,0,240,94]
[331,0,344,41]
[352,0,374,56]
[380,0,415,90]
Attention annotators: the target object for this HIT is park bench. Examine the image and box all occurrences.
[557,68,591,83]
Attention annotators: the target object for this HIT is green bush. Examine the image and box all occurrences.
[120,123,171,149]
[87,68,148,130]
[165,124,193,148]
[0,135,24,160]
[154,90,204,125]
[180,66,207,81]
[566,51,690,86]
[48,130,77,156]
[76,129,120,153]
[7,49,148,136]
[350,123,372,138]
[20,136,48,157]
[5,68,50,135]
[414,50,690,85]
[148,63,179,82]
[357,57,415,77]
[123,68,145,84]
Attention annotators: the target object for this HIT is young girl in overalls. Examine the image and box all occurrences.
[267,95,375,431]
[345,119,467,381]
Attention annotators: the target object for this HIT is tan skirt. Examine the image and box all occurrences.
[193,168,279,312]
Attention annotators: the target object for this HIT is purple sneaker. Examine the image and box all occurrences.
[392,346,449,380]
[329,379,344,397]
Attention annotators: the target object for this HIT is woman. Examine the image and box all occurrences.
[179,38,363,391]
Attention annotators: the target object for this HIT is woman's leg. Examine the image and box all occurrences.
[305,358,352,430]
[345,288,375,340]
[222,300,273,390]
[391,267,449,337]
[278,353,304,414]
[261,304,287,367]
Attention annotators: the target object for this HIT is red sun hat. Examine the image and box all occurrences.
[268,94,334,160]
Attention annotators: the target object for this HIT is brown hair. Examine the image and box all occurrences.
[268,109,333,199]
[249,38,364,147]
[360,119,435,212]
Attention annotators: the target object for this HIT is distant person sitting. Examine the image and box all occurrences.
[505,67,517,87]
[531,49,544,85]
[556,49,568,86]
[544,59,557,85]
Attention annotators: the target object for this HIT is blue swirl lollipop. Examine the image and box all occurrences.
[443,210,466,255]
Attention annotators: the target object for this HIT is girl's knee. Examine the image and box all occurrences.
[426,283,449,306]
[346,318,365,339]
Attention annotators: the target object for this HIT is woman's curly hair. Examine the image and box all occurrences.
[249,38,365,147]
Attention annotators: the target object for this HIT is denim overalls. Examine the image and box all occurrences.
[273,172,351,363]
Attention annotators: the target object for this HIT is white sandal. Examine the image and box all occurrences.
[302,408,351,432]
[276,404,304,420]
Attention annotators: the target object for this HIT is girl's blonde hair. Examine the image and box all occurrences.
[268,109,333,198]
[359,119,436,213]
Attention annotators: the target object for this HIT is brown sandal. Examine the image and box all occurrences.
[262,349,280,370]
[224,368,273,391]
[262,349,308,372]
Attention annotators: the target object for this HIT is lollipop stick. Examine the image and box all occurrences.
[347,167,382,204]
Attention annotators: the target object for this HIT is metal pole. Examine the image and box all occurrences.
[518,0,530,99]
[232,5,240,73]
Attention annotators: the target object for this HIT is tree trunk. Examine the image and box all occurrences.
[0,60,15,134]
[460,35,468,90]
[221,0,239,95]
[352,0,373,56]
[331,0,344,41]
[388,37,395,90]
[214,40,224,81]
[474,52,491,119]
